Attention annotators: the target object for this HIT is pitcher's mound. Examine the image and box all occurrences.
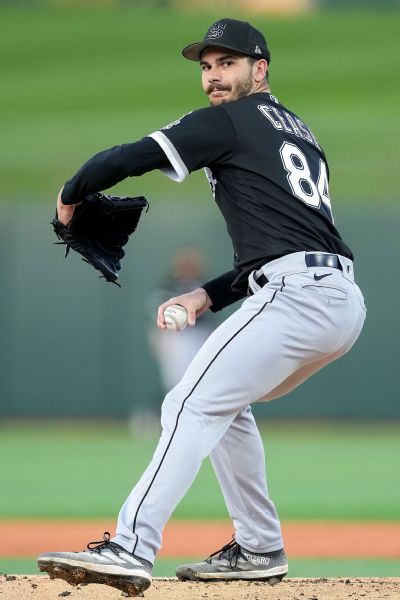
[1,575,399,599]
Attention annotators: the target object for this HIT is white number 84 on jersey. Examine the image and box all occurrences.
[280,141,332,218]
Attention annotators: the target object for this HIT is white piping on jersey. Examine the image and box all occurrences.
[148,131,189,182]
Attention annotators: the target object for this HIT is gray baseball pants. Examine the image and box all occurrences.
[113,251,366,563]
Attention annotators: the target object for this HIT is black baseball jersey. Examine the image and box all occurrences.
[149,92,353,294]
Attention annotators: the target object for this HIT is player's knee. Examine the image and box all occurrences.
[160,389,182,427]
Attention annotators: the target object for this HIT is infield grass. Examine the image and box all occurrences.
[1,556,399,578]
[1,6,399,202]
[0,421,399,521]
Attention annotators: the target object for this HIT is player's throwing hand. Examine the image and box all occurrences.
[157,288,212,329]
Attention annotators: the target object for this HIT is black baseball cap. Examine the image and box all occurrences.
[182,18,271,63]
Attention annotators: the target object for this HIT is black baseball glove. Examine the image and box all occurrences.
[52,192,149,285]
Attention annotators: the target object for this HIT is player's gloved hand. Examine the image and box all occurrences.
[157,288,213,329]
[57,187,78,225]
[52,190,148,285]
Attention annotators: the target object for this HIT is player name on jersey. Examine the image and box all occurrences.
[258,104,320,150]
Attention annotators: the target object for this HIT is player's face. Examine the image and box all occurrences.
[200,48,256,106]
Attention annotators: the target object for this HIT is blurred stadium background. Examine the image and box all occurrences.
[0,0,399,579]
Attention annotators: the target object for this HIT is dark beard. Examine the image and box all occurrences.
[228,72,254,102]
[207,72,254,105]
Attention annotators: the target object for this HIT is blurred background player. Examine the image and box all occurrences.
[148,246,214,392]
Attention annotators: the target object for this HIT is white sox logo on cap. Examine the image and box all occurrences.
[206,22,226,40]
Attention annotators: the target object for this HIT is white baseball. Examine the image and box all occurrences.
[164,304,188,332]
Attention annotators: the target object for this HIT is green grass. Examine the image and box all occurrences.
[0,421,399,520]
[0,6,399,201]
[1,556,399,577]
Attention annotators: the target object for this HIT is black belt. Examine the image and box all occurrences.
[305,253,342,271]
[251,253,342,292]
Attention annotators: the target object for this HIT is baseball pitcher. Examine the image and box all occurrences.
[38,18,366,597]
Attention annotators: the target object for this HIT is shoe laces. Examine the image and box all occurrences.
[86,532,122,556]
[206,538,241,568]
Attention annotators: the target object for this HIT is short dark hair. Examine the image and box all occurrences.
[247,56,269,83]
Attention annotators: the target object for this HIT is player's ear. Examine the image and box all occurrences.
[254,59,268,83]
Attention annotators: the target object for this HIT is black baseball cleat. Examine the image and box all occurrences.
[37,532,152,597]
[176,539,288,583]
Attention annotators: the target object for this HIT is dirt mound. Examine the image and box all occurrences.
[1,575,399,600]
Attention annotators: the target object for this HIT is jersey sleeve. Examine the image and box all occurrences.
[147,106,237,182]
[202,269,246,312]
[61,137,171,204]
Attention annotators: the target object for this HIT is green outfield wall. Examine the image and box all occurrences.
[0,6,398,419]
[0,202,397,419]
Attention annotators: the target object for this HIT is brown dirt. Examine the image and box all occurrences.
[1,575,400,600]
[2,520,400,558]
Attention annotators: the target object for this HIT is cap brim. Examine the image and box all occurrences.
[182,42,212,61]
[182,41,248,61]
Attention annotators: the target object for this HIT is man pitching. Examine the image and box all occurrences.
[38,17,366,597]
